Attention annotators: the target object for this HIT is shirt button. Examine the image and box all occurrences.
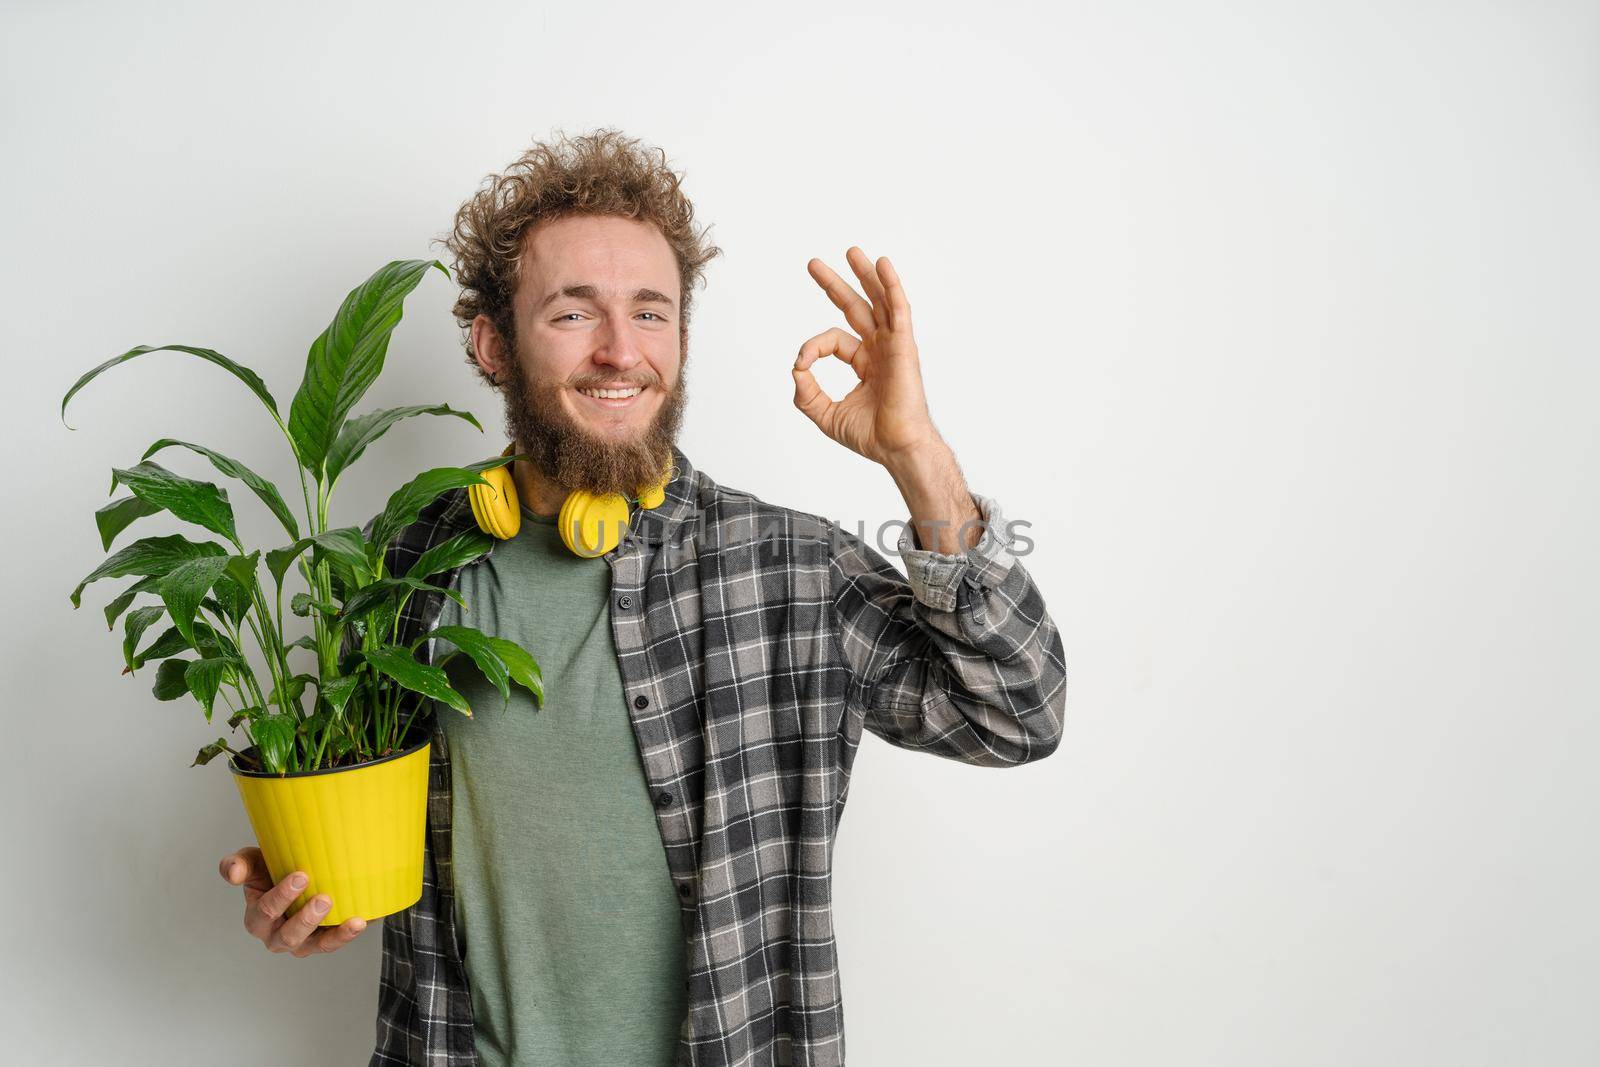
[634,694,650,709]
[677,881,692,899]
[655,790,673,808]
[617,594,633,610]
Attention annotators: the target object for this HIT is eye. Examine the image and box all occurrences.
[639,311,665,321]
[555,313,584,322]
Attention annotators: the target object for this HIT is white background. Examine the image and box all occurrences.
[3,1,1596,1063]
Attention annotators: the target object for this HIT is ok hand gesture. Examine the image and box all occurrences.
[792,248,941,467]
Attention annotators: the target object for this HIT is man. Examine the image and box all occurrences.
[220,128,1066,1066]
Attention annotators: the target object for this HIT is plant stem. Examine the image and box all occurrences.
[398,699,424,750]
[219,615,270,717]
[241,607,289,718]
[311,715,332,767]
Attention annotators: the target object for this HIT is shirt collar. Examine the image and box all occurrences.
[627,442,700,546]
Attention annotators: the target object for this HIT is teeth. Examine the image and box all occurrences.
[579,387,642,399]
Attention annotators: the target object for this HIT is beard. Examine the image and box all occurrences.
[496,337,688,499]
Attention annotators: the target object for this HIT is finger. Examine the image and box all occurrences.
[876,255,912,334]
[791,357,835,431]
[795,328,865,377]
[220,846,272,892]
[793,328,864,427]
[845,247,889,331]
[245,870,309,943]
[271,893,333,956]
[302,916,368,957]
[806,258,877,342]
[792,333,848,430]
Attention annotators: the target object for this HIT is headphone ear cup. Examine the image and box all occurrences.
[557,490,579,554]
[636,463,675,510]
[559,491,629,557]
[469,461,520,540]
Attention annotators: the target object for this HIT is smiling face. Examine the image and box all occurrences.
[473,213,689,499]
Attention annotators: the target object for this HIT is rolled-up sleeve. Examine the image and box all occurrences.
[829,491,1067,767]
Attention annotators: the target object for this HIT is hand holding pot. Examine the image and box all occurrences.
[220,846,367,957]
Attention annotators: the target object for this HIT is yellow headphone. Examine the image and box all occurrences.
[467,442,674,558]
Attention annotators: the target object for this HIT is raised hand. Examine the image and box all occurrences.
[792,247,942,466]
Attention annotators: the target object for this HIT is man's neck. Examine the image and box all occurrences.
[510,449,569,518]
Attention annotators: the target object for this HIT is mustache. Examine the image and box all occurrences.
[569,375,659,390]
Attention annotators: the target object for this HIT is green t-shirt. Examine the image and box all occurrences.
[433,502,687,1066]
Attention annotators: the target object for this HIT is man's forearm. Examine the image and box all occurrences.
[883,435,985,555]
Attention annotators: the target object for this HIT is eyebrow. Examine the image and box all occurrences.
[538,284,676,311]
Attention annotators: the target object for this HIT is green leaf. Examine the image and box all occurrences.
[309,527,372,587]
[103,585,141,630]
[334,595,395,666]
[193,624,238,660]
[430,625,545,713]
[340,575,466,623]
[127,626,189,672]
[210,571,254,627]
[156,555,236,649]
[369,599,398,651]
[121,605,167,672]
[141,438,301,540]
[110,461,239,546]
[223,550,261,592]
[125,620,233,673]
[429,625,511,710]
[95,495,163,551]
[327,403,483,490]
[320,673,361,718]
[265,672,315,711]
[227,706,261,729]
[192,738,231,767]
[357,513,382,575]
[153,658,192,701]
[185,656,243,723]
[103,574,171,630]
[267,538,315,592]
[326,559,357,604]
[250,715,297,774]
[71,534,228,609]
[337,648,365,677]
[60,343,282,432]
[405,527,494,583]
[286,634,319,654]
[493,640,542,706]
[287,259,449,478]
[369,456,515,553]
[360,645,471,717]
[290,591,341,619]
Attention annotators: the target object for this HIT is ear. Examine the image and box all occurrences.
[470,313,508,379]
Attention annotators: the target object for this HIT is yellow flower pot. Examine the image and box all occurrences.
[228,721,432,927]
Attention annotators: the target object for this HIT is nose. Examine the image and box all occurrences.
[590,313,644,374]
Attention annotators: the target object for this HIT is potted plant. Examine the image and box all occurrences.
[60,258,544,926]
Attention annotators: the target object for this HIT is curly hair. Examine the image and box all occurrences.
[437,127,723,385]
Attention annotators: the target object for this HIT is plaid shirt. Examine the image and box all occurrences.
[354,443,1066,1066]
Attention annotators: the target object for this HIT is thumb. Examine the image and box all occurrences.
[220,846,270,890]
